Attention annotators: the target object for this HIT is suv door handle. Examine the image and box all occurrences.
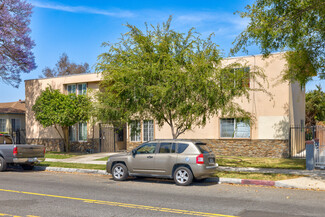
[147,156,153,159]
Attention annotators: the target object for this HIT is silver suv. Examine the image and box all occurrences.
[106,140,218,185]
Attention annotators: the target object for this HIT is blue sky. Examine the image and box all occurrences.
[0,0,323,102]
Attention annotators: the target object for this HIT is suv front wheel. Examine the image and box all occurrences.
[112,163,128,181]
[174,166,193,186]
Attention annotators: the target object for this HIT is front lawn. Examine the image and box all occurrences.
[216,156,306,170]
[39,162,106,170]
[45,152,80,159]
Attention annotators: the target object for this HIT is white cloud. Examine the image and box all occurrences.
[30,0,134,18]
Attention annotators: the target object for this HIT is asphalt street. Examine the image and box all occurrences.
[0,169,325,217]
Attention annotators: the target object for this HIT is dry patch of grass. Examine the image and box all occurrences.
[214,171,303,181]
[216,156,305,170]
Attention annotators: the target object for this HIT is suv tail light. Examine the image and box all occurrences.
[13,146,18,157]
[44,147,46,155]
[196,154,204,164]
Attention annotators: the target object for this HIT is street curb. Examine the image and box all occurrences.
[34,166,311,190]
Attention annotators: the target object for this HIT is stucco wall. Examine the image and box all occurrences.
[153,53,293,141]
[25,73,101,140]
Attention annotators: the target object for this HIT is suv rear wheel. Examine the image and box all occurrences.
[174,166,193,186]
[112,163,128,181]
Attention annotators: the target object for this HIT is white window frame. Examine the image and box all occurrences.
[78,122,87,141]
[130,120,141,142]
[143,120,154,142]
[0,119,7,132]
[67,84,76,94]
[220,118,250,139]
[11,118,21,131]
[77,83,87,95]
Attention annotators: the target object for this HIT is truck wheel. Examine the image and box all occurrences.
[21,164,34,170]
[112,163,128,181]
[0,156,7,172]
[174,166,193,186]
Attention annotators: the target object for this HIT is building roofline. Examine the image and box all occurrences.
[24,72,98,82]
[224,51,286,60]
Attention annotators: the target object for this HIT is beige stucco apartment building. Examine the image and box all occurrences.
[25,53,305,157]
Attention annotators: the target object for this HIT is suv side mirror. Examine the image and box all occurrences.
[132,149,136,156]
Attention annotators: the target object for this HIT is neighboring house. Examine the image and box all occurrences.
[25,53,305,157]
[0,100,26,143]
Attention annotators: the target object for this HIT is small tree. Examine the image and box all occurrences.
[40,53,90,78]
[305,85,325,127]
[0,0,36,87]
[32,87,91,152]
[96,17,265,139]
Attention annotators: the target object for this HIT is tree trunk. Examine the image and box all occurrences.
[62,126,70,152]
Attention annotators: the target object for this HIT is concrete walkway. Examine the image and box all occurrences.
[45,152,118,165]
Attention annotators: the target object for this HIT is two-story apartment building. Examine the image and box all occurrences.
[25,52,305,157]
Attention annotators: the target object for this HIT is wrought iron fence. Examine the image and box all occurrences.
[9,129,26,144]
[289,126,325,158]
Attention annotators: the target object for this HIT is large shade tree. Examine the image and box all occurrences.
[305,85,325,126]
[96,17,266,139]
[40,53,90,78]
[0,0,36,87]
[32,87,92,152]
[232,0,325,87]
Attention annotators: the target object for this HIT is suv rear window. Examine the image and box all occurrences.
[177,143,188,153]
[195,143,212,153]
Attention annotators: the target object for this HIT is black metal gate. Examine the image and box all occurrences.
[10,129,26,144]
[289,126,324,158]
[99,124,127,152]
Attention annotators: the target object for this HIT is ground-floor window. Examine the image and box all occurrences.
[220,118,250,138]
[143,120,154,141]
[130,120,141,142]
[0,119,6,132]
[11,118,21,131]
[69,122,87,142]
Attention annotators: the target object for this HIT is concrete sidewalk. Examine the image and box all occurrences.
[43,153,325,190]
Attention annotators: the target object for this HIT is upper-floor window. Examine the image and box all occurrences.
[220,118,250,138]
[67,84,76,94]
[231,67,250,88]
[67,83,87,95]
[78,83,87,95]
[143,120,154,142]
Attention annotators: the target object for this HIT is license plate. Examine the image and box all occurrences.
[28,157,37,162]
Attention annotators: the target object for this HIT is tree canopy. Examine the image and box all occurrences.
[0,0,36,87]
[305,85,325,126]
[40,53,90,78]
[232,0,325,87]
[96,17,265,139]
[32,87,91,151]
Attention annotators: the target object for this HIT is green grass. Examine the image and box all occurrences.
[216,156,306,170]
[39,162,106,170]
[45,152,80,159]
[95,156,109,161]
[214,171,303,181]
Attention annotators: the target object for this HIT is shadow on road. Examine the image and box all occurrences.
[110,176,220,186]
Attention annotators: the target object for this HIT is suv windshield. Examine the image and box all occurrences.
[195,143,211,153]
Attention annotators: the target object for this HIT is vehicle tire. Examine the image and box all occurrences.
[0,156,7,172]
[21,164,34,170]
[112,163,128,181]
[174,166,193,186]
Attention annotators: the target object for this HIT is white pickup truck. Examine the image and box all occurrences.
[0,134,45,171]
